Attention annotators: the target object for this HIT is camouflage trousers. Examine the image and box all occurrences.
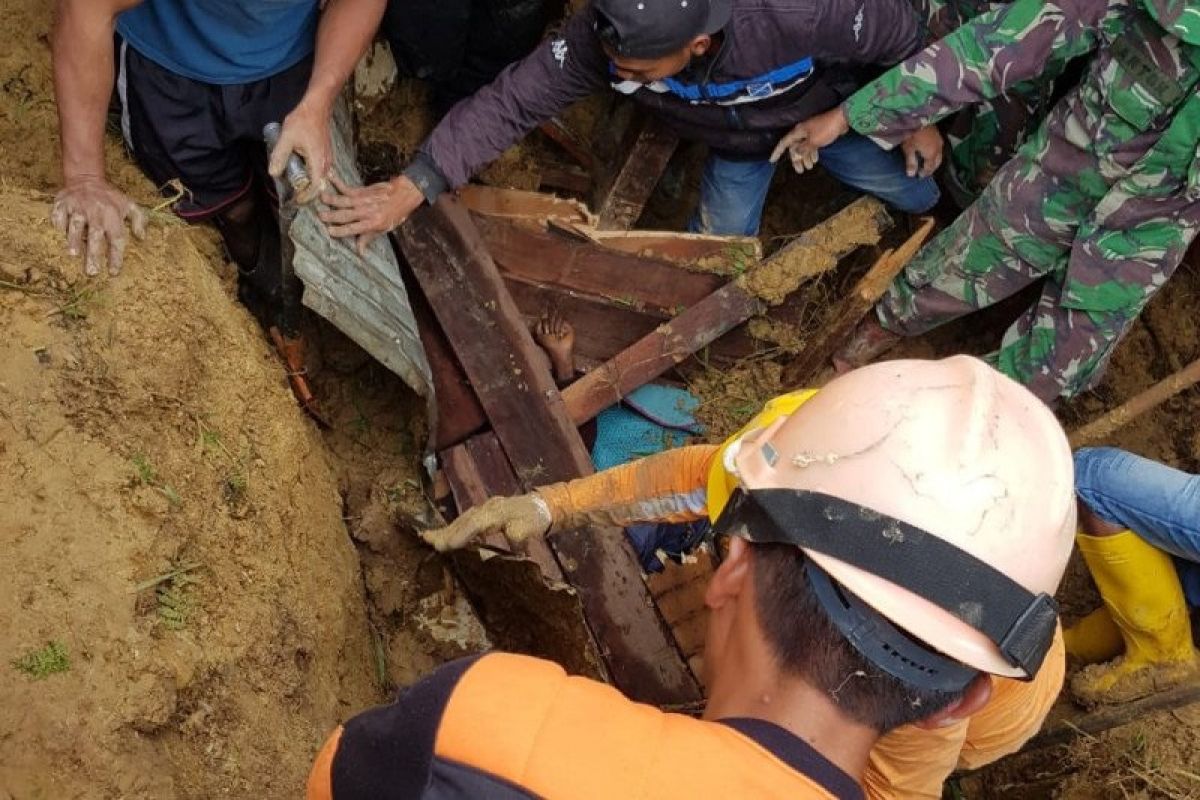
[877,159,1150,403]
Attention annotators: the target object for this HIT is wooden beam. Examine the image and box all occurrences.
[474,214,723,314]
[562,199,892,425]
[398,197,701,705]
[782,217,935,386]
[460,185,595,227]
[503,277,667,367]
[587,229,761,270]
[1069,355,1200,448]
[595,114,679,231]
[1011,681,1200,754]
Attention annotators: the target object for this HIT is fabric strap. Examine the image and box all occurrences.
[713,489,1060,677]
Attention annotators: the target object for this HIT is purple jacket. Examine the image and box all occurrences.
[403,0,923,200]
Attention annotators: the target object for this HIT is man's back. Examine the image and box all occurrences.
[308,653,862,800]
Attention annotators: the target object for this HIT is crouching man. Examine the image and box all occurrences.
[307,356,1075,800]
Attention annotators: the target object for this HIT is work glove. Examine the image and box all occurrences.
[421,493,553,552]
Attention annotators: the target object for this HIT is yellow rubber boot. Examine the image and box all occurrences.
[1071,530,1200,707]
[1064,606,1123,665]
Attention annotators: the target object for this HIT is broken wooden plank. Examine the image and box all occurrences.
[399,197,702,705]
[782,217,935,386]
[587,229,761,271]
[405,262,489,450]
[474,213,723,314]
[595,114,679,231]
[563,198,892,425]
[460,185,595,227]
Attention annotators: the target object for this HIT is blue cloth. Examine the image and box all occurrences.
[591,384,702,471]
[590,384,708,573]
[117,0,318,84]
[1074,447,1200,607]
[690,134,941,236]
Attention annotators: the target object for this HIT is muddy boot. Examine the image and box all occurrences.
[1064,606,1123,665]
[831,315,902,374]
[1071,530,1200,707]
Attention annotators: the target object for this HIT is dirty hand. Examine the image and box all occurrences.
[319,174,424,256]
[420,494,553,552]
[769,105,851,174]
[269,99,333,204]
[51,177,148,277]
[900,125,943,178]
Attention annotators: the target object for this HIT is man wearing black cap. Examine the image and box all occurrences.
[319,0,943,251]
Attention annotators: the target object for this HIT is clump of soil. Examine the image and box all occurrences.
[685,358,785,443]
[740,199,884,305]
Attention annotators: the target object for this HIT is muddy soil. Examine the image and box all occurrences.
[0,3,488,798]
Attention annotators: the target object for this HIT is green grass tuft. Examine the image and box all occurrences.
[12,641,70,680]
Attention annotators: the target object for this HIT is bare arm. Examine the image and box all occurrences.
[51,0,147,276]
[269,0,387,199]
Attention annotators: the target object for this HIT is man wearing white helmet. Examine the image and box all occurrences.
[307,356,1074,800]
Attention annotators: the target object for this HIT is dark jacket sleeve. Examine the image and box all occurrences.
[810,0,923,66]
[404,11,609,200]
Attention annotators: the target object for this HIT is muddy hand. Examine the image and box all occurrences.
[320,174,424,256]
[420,494,553,552]
[901,125,944,178]
[770,106,852,175]
[52,178,148,277]
[269,101,332,204]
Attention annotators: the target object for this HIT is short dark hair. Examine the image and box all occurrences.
[751,543,973,732]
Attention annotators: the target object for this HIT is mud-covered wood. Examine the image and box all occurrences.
[1069,355,1200,448]
[782,217,934,386]
[563,201,893,425]
[475,214,722,314]
[595,114,679,231]
[400,197,702,705]
[562,282,764,425]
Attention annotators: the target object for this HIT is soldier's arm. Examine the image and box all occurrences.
[843,0,1114,147]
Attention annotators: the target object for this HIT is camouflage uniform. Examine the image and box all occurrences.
[912,0,1067,204]
[845,0,1200,401]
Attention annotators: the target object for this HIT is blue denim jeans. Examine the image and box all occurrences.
[690,134,942,236]
[1074,447,1200,607]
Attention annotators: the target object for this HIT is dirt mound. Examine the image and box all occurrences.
[0,3,384,794]
[0,183,381,797]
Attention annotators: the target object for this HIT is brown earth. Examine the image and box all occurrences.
[0,3,489,799]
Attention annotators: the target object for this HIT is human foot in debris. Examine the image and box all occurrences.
[533,310,576,384]
[831,315,902,374]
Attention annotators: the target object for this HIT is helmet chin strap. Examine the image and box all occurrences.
[711,489,1060,682]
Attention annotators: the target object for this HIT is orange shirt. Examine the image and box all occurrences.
[308,653,862,800]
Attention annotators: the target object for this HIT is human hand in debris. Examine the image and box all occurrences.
[421,494,553,552]
[769,105,851,174]
[51,177,148,277]
[319,174,424,256]
[900,125,943,178]
[270,99,332,204]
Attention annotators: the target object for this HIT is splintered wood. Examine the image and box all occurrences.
[562,198,892,425]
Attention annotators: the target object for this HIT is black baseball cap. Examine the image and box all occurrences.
[593,0,732,59]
